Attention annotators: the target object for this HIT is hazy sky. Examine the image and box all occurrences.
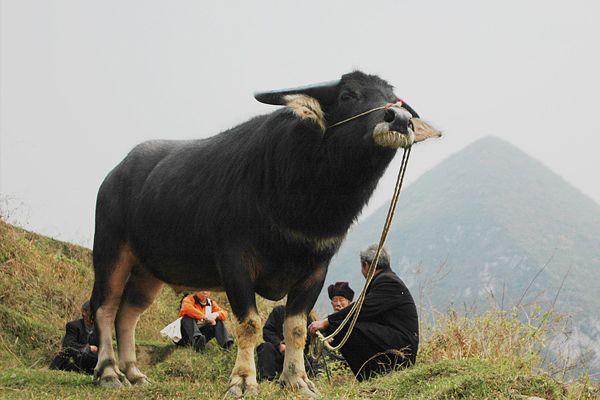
[1,0,599,246]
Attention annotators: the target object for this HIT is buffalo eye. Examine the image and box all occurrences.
[339,91,358,102]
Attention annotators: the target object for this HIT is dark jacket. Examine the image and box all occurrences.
[327,270,419,356]
[62,319,99,352]
[263,305,286,347]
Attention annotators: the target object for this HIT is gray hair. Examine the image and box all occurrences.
[359,244,391,270]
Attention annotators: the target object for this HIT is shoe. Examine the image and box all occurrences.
[223,340,234,350]
[193,334,206,352]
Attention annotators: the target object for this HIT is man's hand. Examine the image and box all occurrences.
[308,319,329,335]
[204,311,220,326]
[278,342,286,353]
[89,345,98,353]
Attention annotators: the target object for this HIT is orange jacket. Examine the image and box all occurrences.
[178,294,228,321]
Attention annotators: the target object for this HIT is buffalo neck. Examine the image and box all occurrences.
[264,125,397,238]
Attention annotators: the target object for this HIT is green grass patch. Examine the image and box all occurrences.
[2,355,596,400]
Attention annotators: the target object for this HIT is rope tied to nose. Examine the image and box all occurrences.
[316,145,412,352]
[326,100,401,130]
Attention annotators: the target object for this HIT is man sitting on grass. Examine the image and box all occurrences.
[49,300,98,374]
[177,290,234,351]
[309,244,419,381]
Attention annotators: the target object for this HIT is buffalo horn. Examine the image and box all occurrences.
[254,79,340,106]
[401,101,420,119]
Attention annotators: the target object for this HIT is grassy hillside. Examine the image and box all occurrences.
[0,217,180,367]
[0,218,598,399]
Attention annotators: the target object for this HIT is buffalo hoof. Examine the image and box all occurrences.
[95,363,130,388]
[123,363,151,386]
[227,376,258,398]
[129,375,151,386]
[97,375,124,389]
[280,373,320,398]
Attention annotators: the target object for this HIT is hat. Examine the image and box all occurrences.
[327,282,355,302]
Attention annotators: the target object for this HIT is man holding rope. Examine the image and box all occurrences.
[308,244,419,381]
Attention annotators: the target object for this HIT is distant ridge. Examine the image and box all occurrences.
[322,136,600,371]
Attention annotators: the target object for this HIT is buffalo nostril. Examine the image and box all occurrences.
[384,109,395,123]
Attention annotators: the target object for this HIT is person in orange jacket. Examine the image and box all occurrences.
[178,290,234,351]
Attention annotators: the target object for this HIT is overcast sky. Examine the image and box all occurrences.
[1,0,599,247]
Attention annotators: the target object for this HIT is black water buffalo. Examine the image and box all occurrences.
[90,71,439,397]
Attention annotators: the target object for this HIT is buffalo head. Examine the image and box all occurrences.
[255,71,440,149]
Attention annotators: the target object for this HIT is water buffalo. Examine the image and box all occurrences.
[90,71,439,397]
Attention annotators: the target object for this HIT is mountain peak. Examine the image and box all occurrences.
[469,135,512,147]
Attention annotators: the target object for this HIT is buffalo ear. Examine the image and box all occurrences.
[412,119,442,143]
[254,79,340,106]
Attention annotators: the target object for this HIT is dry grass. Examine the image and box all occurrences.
[0,218,94,366]
[419,308,552,369]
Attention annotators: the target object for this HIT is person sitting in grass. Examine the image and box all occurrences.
[177,290,234,351]
[256,305,322,381]
[49,300,98,374]
[309,244,419,381]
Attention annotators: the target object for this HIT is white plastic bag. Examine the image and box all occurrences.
[160,317,183,343]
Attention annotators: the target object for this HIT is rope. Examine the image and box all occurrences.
[327,102,396,130]
[317,145,412,351]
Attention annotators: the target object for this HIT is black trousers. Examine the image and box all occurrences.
[256,342,323,381]
[329,326,414,382]
[178,316,233,348]
[256,342,283,381]
[49,348,97,374]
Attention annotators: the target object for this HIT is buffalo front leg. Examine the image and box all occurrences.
[221,248,262,397]
[228,310,262,397]
[279,265,326,397]
[279,314,319,397]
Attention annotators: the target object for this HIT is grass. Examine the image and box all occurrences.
[2,350,597,399]
[1,217,599,399]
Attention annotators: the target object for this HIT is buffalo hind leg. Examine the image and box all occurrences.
[116,265,164,385]
[91,244,137,387]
